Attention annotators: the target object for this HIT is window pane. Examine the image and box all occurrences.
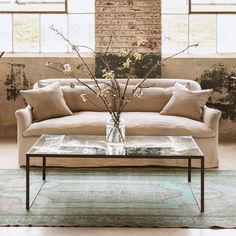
[68,14,95,53]
[189,15,216,54]
[13,14,39,52]
[217,15,236,53]
[191,0,236,13]
[68,0,95,13]
[0,14,12,52]
[0,0,66,13]
[162,15,188,54]
[41,14,67,53]
[162,0,188,13]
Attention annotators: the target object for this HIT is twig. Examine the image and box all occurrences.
[0,51,5,58]
[49,26,118,120]
[82,95,107,111]
[120,43,198,110]
[106,34,113,55]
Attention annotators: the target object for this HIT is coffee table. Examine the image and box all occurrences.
[26,135,204,212]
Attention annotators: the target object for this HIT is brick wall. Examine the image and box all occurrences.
[95,0,161,53]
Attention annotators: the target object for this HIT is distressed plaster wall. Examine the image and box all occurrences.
[0,56,94,138]
[0,56,235,140]
[162,57,236,140]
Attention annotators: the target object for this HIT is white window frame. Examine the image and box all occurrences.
[0,0,95,54]
[162,0,236,55]
[189,0,236,14]
[0,0,67,13]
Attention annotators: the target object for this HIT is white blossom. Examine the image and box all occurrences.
[45,61,53,67]
[63,64,72,74]
[80,94,87,102]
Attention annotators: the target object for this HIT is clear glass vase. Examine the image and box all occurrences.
[106,114,125,149]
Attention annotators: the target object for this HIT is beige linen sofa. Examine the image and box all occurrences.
[16,78,221,168]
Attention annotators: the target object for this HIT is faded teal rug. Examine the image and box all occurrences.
[0,169,236,228]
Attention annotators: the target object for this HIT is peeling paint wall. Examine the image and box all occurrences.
[1,56,235,140]
[162,57,236,140]
[0,56,94,137]
[95,53,161,78]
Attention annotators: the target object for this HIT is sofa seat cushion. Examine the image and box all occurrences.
[23,112,215,138]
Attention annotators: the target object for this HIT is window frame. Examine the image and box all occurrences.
[189,0,236,14]
[0,0,68,14]
[0,0,95,53]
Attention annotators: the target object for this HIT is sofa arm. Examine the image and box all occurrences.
[203,105,221,131]
[15,106,33,135]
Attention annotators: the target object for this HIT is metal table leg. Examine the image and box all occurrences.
[42,156,46,181]
[188,158,191,182]
[26,155,30,210]
[201,157,205,213]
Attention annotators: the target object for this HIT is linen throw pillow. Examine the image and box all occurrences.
[160,82,213,121]
[117,83,190,112]
[20,82,72,122]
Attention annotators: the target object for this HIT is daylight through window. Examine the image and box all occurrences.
[162,0,236,54]
[0,0,95,53]
[190,0,236,13]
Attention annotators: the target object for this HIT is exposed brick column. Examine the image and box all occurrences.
[95,0,161,54]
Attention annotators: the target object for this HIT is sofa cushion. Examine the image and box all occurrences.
[20,82,72,122]
[117,82,190,112]
[23,112,215,138]
[118,83,174,112]
[62,83,112,112]
[160,83,213,121]
[39,80,112,112]
[36,78,201,91]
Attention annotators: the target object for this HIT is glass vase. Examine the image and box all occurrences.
[106,114,125,151]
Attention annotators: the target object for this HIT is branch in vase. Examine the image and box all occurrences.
[49,25,116,118]
[120,43,199,111]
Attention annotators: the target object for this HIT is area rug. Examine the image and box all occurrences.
[0,168,236,228]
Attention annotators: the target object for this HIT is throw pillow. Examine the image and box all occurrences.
[20,82,72,122]
[160,82,213,121]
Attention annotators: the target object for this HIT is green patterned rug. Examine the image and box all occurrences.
[0,169,236,228]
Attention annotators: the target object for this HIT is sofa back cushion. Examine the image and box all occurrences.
[117,83,174,112]
[62,84,111,112]
[36,78,201,91]
[36,78,201,112]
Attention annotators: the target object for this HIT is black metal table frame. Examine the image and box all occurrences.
[26,154,204,212]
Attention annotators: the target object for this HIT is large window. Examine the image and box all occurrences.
[190,0,236,13]
[0,0,95,53]
[162,0,236,55]
[0,0,67,13]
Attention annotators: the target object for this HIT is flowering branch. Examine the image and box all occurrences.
[120,43,199,110]
[48,25,120,122]
[47,25,199,127]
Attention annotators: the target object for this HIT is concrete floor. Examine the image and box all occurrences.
[0,138,235,236]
